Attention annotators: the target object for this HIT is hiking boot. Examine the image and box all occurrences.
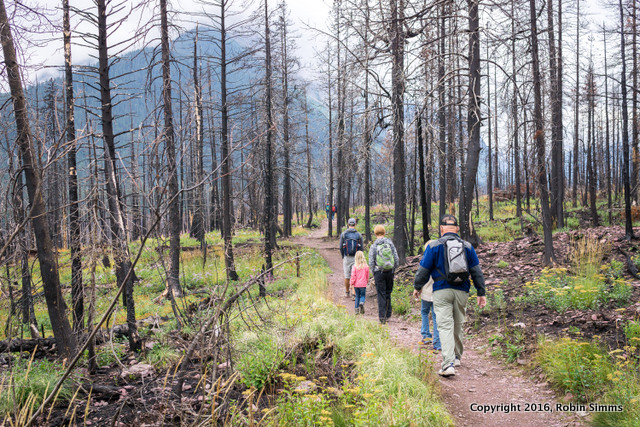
[379,318,387,325]
[345,290,350,298]
[359,303,365,314]
[454,358,461,367]
[420,337,432,346]
[438,364,456,377]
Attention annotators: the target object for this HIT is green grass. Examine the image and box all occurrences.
[230,260,452,426]
[390,281,413,316]
[537,336,640,426]
[144,343,181,370]
[537,337,612,403]
[0,358,72,420]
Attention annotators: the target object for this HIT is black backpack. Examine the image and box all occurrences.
[342,231,362,256]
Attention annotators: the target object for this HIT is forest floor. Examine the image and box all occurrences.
[294,219,586,427]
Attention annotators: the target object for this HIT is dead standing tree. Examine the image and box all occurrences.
[218,0,240,280]
[529,0,555,264]
[263,0,275,286]
[619,0,634,240]
[0,0,77,358]
[160,0,185,297]
[190,29,206,246]
[194,0,250,281]
[63,0,84,335]
[389,0,407,264]
[96,0,140,351]
[459,0,481,245]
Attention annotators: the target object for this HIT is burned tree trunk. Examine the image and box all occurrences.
[487,42,494,221]
[190,31,206,245]
[529,0,555,264]
[438,3,447,221]
[548,0,563,228]
[460,0,481,245]
[97,0,140,351]
[619,0,634,239]
[390,0,407,264]
[219,4,239,281]
[263,0,274,283]
[160,0,184,298]
[304,92,314,229]
[0,0,76,358]
[63,0,83,334]
[586,65,599,226]
[417,112,429,242]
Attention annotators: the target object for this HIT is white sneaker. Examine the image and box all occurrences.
[454,358,461,367]
[438,364,456,377]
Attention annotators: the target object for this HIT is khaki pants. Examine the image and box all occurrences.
[433,288,469,370]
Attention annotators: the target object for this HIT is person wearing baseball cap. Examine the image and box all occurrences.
[413,214,487,377]
[339,218,363,299]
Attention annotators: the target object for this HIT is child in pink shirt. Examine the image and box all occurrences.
[350,251,369,314]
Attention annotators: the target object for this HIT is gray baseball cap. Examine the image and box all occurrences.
[348,218,356,226]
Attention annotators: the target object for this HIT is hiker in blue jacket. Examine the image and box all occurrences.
[413,214,486,377]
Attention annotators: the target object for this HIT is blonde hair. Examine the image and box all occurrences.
[354,251,367,269]
[374,225,385,236]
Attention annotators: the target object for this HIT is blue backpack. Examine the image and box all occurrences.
[343,231,362,256]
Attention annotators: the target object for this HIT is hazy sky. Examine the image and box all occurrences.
[17,0,615,84]
[21,0,332,83]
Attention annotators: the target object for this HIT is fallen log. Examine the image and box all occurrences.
[618,247,640,280]
[0,316,168,354]
[0,337,56,353]
[74,382,124,401]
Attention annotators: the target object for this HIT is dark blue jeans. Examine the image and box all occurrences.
[354,287,366,310]
[374,270,394,322]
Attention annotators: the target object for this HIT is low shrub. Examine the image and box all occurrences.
[624,320,640,344]
[391,287,411,316]
[537,337,612,403]
[236,333,286,390]
[145,343,181,370]
[538,336,640,426]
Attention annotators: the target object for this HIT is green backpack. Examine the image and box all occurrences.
[376,241,395,271]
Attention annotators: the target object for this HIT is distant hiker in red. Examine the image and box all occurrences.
[350,251,369,315]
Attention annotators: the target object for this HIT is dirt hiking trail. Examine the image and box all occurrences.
[294,220,585,427]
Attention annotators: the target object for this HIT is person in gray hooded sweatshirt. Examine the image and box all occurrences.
[368,224,399,324]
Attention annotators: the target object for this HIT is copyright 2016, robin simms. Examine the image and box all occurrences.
[470,402,624,414]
